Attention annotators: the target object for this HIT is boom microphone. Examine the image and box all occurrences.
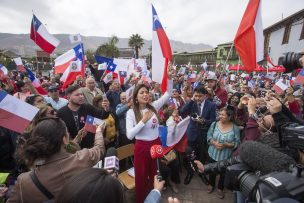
[150,145,163,181]
[239,141,296,174]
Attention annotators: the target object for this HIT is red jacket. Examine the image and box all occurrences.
[215,87,228,109]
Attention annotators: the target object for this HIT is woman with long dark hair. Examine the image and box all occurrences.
[7,118,105,203]
[126,67,173,203]
[205,106,240,199]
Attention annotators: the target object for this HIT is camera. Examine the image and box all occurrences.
[237,166,304,202]
[278,52,303,73]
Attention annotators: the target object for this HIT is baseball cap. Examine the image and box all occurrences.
[48,85,58,92]
[206,75,217,81]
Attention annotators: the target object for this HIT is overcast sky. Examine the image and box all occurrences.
[0,0,302,46]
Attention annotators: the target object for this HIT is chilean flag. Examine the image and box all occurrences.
[84,115,104,133]
[295,69,304,85]
[13,57,26,72]
[24,66,47,95]
[0,64,8,78]
[60,44,85,87]
[118,71,127,85]
[234,0,264,73]
[0,90,39,133]
[152,5,172,93]
[30,15,60,54]
[159,116,190,154]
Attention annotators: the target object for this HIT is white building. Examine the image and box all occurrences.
[264,9,304,64]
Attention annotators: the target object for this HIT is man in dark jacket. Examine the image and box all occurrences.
[180,86,216,184]
[57,85,109,148]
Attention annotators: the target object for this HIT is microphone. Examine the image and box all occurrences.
[104,147,119,171]
[150,145,163,181]
[239,141,296,174]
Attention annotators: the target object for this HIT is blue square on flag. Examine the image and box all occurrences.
[119,71,127,77]
[107,63,117,72]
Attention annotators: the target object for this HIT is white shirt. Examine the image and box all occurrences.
[126,80,173,141]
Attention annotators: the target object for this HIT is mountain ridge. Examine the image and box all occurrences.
[0,33,213,57]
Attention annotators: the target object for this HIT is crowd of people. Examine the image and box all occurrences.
[1,57,304,203]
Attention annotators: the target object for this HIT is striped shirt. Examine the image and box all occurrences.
[207,122,240,161]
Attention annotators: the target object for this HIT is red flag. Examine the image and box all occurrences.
[234,0,264,73]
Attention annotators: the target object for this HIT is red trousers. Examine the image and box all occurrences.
[134,138,161,203]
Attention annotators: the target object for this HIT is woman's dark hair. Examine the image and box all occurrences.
[22,118,67,166]
[221,106,236,122]
[56,168,124,203]
[92,95,103,108]
[227,92,241,105]
[132,84,158,123]
[25,94,43,105]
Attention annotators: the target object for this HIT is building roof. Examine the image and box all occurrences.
[264,9,304,33]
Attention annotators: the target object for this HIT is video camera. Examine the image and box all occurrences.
[225,123,304,202]
[278,52,303,73]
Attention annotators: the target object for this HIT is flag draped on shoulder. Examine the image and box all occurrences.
[152,5,172,93]
[24,66,47,95]
[234,0,263,73]
[0,90,39,133]
[59,43,85,87]
[30,15,60,54]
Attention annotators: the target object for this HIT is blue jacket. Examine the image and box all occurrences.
[180,99,216,142]
[144,190,161,203]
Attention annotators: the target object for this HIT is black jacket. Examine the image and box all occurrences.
[57,104,109,148]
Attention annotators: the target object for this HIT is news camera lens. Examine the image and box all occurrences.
[238,171,259,198]
[278,52,303,73]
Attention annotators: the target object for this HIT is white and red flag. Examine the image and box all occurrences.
[59,44,85,87]
[30,15,60,54]
[13,57,26,72]
[0,90,39,133]
[234,0,264,73]
[24,67,47,95]
[0,64,8,78]
[151,5,172,93]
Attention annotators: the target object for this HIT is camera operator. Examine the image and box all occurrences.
[194,96,304,202]
[180,86,216,184]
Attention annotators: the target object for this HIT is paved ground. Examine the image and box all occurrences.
[161,171,234,203]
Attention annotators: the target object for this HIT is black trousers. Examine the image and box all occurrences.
[186,132,209,174]
[208,157,225,190]
[160,159,181,184]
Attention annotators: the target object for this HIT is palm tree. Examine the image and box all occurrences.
[128,34,144,59]
[96,36,119,58]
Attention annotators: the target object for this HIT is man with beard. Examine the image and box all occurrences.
[57,85,109,148]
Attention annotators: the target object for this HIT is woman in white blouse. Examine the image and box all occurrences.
[126,69,173,203]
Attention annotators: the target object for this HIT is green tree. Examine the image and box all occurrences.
[96,36,119,58]
[128,34,144,59]
[85,49,96,64]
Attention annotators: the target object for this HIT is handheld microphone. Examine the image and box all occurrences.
[104,147,119,171]
[150,145,164,181]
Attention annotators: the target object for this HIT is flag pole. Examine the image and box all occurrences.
[32,10,39,73]
[219,43,234,80]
